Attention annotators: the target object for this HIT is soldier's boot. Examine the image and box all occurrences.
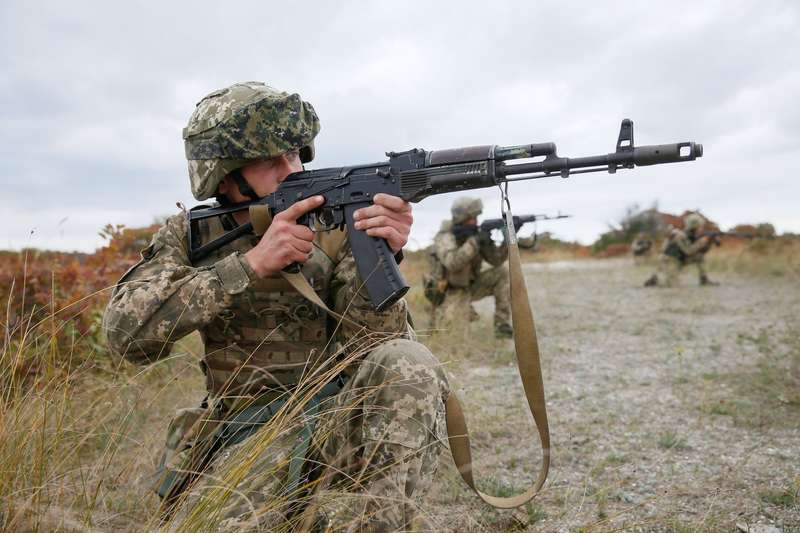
[699,274,719,286]
[643,275,658,287]
[495,323,513,339]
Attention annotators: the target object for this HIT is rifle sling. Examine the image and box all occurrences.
[445,240,550,508]
[279,271,364,332]
[284,242,550,510]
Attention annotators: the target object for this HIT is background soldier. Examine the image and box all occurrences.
[644,213,717,287]
[430,197,513,338]
[102,82,449,531]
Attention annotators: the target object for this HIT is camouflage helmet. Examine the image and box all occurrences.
[451,197,483,224]
[683,213,704,231]
[183,81,321,201]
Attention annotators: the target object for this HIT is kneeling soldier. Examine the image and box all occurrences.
[102,82,449,531]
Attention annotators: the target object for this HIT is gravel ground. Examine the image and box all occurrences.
[422,258,799,532]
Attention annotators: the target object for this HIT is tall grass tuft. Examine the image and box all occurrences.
[0,243,169,531]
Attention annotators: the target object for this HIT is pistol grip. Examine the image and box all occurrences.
[345,204,409,311]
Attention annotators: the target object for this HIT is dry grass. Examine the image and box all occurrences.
[704,236,800,279]
[1,272,437,531]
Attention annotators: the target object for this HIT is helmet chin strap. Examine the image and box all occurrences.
[214,168,259,207]
[231,168,260,201]
[219,161,306,205]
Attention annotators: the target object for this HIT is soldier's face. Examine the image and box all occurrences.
[219,151,302,201]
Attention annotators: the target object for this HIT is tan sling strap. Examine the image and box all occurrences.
[279,270,364,332]
[259,202,550,510]
[247,202,358,328]
[284,226,551,509]
[444,206,551,508]
[249,204,273,236]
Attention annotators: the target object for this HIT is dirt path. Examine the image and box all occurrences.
[424,258,799,531]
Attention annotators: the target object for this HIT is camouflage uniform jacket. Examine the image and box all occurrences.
[102,211,411,398]
[432,220,507,289]
[661,228,707,264]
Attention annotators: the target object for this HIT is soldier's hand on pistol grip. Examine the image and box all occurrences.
[244,195,325,278]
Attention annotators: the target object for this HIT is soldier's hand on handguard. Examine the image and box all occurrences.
[352,193,413,253]
[244,195,325,278]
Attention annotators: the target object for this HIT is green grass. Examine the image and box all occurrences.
[658,431,691,451]
[760,483,799,508]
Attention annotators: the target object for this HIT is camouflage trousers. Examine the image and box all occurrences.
[649,255,708,286]
[162,338,449,532]
[435,264,510,333]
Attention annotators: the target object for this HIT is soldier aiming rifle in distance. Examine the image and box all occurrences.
[643,213,752,287]
[426,199,572,338]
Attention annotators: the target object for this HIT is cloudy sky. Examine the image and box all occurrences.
[1,0,797,252]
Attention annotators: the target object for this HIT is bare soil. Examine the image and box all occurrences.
[419,258,800,532]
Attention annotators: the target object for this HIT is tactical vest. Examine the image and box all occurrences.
[192,214,345,400]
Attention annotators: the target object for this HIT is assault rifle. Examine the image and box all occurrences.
[453,213,572,239]
[452,213,571,241]
[700,230,755,240]
[188,119,703,310]
[696,230,755,252]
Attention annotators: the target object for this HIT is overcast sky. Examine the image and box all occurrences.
[1,0,797,252]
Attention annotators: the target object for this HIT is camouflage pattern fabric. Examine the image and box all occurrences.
[431,220,511,334]
[183,82,320,201]
[644,228,711,286]
[103,212,410,371]
[450,197,483,224]
[311,339,449,532]
[683,213,704,231]
[646,254,710,287]
[102,206,442,530]
[161,340,448,532]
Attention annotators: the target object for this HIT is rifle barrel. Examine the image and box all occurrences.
[497,142,702,180]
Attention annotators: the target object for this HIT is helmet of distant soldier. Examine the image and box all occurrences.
[451,197,483,224]
[683,213,704,231]
[182,81,320,201]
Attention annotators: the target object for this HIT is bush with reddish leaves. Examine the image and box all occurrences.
[1,223,158,379]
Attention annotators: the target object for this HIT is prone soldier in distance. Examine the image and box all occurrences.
[644,213,718,287]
